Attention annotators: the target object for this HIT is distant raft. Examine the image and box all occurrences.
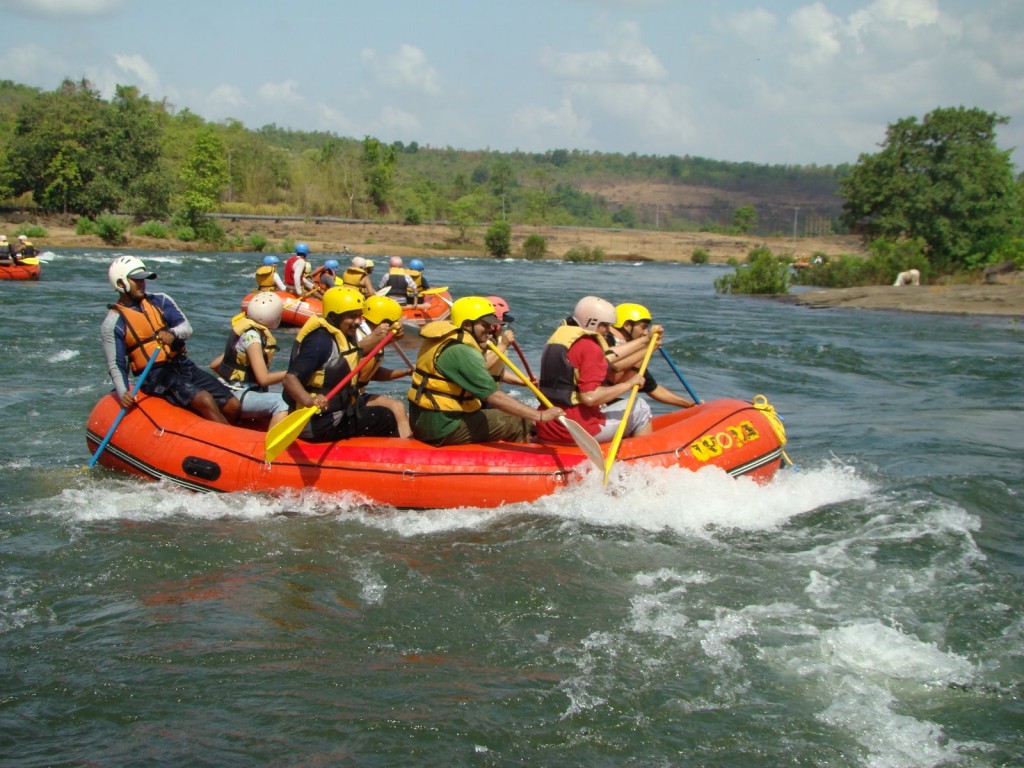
[241,287,452,328]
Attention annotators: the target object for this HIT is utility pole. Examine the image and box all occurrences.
[792,206,800,249]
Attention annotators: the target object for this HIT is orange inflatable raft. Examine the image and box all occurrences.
[241,288,453,328]
[0,258,41,281]
[85,394,787,509]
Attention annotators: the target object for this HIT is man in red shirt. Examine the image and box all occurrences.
[535,296,653,444]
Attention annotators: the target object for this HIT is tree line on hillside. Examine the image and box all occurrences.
[1,80,1021,282]
[0,78,845,241]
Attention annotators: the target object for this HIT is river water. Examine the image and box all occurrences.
[1,250,1021,767]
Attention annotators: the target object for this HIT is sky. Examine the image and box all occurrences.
[2,0,1023,168]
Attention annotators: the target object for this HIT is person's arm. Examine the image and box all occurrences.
[485,389,563,423]
[243,333,286,387]
[571,338,643,408]
[150,293,193,340]
[606,328,663,373]
[100,312,133,405]
[648,384,694,408]
[371,365,412,381]
[273,272,287,291]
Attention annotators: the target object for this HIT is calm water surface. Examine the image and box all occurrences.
[1,249,1021,767]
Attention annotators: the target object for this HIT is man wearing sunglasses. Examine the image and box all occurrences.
[407,296,563,446]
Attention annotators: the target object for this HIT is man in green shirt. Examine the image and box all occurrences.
[407,296,564,446]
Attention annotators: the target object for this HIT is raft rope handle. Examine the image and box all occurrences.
[751,394,797,470]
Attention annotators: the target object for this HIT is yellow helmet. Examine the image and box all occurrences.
[321,286,364,318]
[363,295,402,325]
[615,303,652,328]
[451,296,499,328]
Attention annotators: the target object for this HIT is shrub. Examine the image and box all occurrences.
[522,234,547,260]
[714,247,791,294]
[403,207,423,225]
[564,245,605,263]
[93,214,130,245]
[75,217,97,235]
[14,224,47,239]
[175,225,197,242]
[691,247,710,264]
[793,238,929,288]
[248,233,268,252]
[134,220,169,239]
[484,220,512,258]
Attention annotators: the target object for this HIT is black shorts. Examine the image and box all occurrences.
[142,358,234,409]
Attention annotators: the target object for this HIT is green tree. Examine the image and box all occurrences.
[362,135,397,214]
[178,129,228,230]
[449,194,481,243]
[484,219,511,258]
[732,205,758,234]
[839,107,1021,271]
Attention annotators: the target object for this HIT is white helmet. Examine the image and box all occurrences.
[108,255,157,293]
[246,291,284,329]
[350,256,366,268]
[572,296,616,331]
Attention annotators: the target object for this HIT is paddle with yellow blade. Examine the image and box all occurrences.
[264,328,398,462]
[419,286,449,296]
[602,331,660,486]
[486,341,605,471]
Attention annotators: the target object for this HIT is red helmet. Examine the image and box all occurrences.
[484,295,515,323]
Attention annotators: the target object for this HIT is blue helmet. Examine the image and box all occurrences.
[295,242,310,255]
[263,255,280,266]
[324,259,340,271]
[409,258,425,271]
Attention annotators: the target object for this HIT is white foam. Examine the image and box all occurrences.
[818,621,974,687]
[533,458,873,536]
[51,349,80,363]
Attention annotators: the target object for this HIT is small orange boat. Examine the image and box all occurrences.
[241,288,453,328]
[85,394,787,509]
[0,258,41,281]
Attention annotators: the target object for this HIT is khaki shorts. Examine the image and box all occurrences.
[427,409,531,446]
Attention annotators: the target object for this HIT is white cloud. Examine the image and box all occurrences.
[512,98,593,149]
[113,53,158,93]
[314,102,357,135]
[0,43,64,85]
[360,44,440,95]
[0,0,121,18]
[208,83,246,109]
[258,79,303,104]
[787,3,842,70]
[377,105,421,136]
[541,20,666,82]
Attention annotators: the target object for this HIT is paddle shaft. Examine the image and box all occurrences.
[658,347,701,404]
[510,339,537,382]
[602,332,660,485]
[89,345,162,467]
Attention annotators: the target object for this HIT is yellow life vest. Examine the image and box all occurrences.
[255,265,277,291]
[341,266,369,294]
[407,321,483,413]
[293,316,360,395]
[216,313,278,384]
